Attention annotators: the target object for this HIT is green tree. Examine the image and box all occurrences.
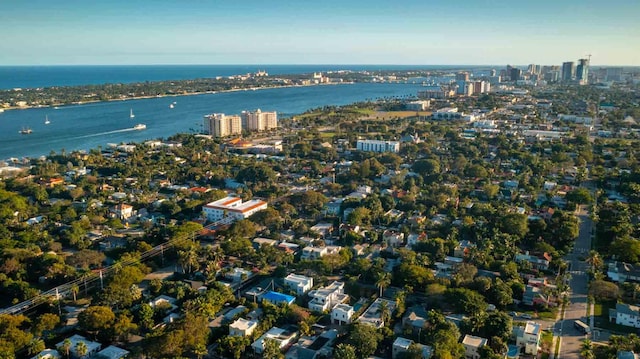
[262,338,284,359]
[78,306,115,335]
[334,343,358,359]
[58,338,72,359]
[346,323,383,358]
[589,280,619,301]
[75,341,88,358]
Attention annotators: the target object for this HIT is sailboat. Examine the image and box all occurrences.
[44,115,50,125]
[130,109,135,119]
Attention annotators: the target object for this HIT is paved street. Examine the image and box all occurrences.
[557,206,594,358]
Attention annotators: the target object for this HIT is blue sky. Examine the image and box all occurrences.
[0,0,638,65]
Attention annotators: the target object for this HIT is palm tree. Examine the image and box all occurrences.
[376,272,391,297]
[580,339,594,359]
[379,300,391,326]
[58,338,72,359]
[75,341,88,358]
[71,284,79,302]
[586,250,603,273]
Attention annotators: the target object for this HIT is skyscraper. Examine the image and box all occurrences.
[576,59,589,85]
[240,109,278,131]
[562,62,575,82]
[455,72,470,82]
[510,68,522,82]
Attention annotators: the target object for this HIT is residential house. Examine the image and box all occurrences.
[262,291,296,306]
[462,335,487,359]
[30,349,61,359]
[56,335,101,359]
[513,321,541,355]
[289,329,338,359]
[402,306,428,334]
[284,274,314,295]
[110,203,134,221]
[358,298,397,328]
[310,223,333,239]
[252,327,297,354]
[331,304,355,325]
[301,246,342,260]
[229,318,259,337]
[611,303,640,328]
[95,345,130,359]
[515,251,552,271]
[148,295,178,311]
[454,240,476,258]
[392,337,432,359]
[608,262,640,283]
[407,233,427,247]
[308,281,349,312]
[383,230,405,247]
[618,351,640,359]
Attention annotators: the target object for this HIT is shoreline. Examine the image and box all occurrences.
[0,82,356,112]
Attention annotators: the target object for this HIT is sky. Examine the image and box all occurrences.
[0,0,639,66]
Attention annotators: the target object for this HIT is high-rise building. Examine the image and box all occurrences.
[510,68,522,82]
[605,67,623,82]
[576,59,589,85]
[490,69,497,77]
[527,64,538,74]
[203,113,242,137]
[562,62,575,82]
[456,72,470,82]
[240,109,278,131]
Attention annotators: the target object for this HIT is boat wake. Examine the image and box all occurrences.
[73,127,138,140]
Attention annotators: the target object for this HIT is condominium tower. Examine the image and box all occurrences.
[203,113,242,137]
[240,109,278,131]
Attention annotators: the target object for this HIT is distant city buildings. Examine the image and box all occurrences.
[576,58,590,85]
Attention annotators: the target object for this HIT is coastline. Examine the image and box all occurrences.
[0,81,355,112]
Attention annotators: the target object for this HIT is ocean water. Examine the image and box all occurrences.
[0,82,425,160]
[0,64,482,90]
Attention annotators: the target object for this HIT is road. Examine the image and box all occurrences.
[557,205,594,358]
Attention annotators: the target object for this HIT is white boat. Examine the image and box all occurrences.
[130,109,135,119]
[44,115,50,125]
[133,124,146,130]
[0,109,5,113]
[19,127,32,135]
[169,103,174,109]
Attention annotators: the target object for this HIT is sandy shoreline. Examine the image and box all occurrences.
[0,82,354,112]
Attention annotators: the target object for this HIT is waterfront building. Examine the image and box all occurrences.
[356,139,400,153]
[240,109,278,131]
[417,85,454,99]
[203,113,242,137]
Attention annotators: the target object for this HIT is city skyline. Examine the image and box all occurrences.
[0,0,639,66]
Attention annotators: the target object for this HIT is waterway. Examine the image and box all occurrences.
[0,82,424,160]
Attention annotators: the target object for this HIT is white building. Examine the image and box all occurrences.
[358,298,397,328]
[301,246,342,260]
[392,337,433,359]
[56,335,101,359]
[203,113,242,137]
[203,196,268,222]
[356,139,400,153]
[433,107,462,120]
[229,318,259,337]
[331,303,355,325]
[462,335,487,359]
[514,321,541,355]
[405,100,431,111]
[613,303,640,328]
[31,349,60,359]
[284,274,314,295]
[95,346,130,359]
[308,281,349,312]
[241,109,278,131]
[252,327,297,354]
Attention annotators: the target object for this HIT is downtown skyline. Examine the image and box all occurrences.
[0,0,639,66]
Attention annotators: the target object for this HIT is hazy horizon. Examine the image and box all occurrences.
[1,0,638,66]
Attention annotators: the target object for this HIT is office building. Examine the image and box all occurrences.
[606,67,623,82]
[240,109,278,132]
[562,62,575,82]
[576,59,589,85]
[203,113,242,137]
[510,68,522,82]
